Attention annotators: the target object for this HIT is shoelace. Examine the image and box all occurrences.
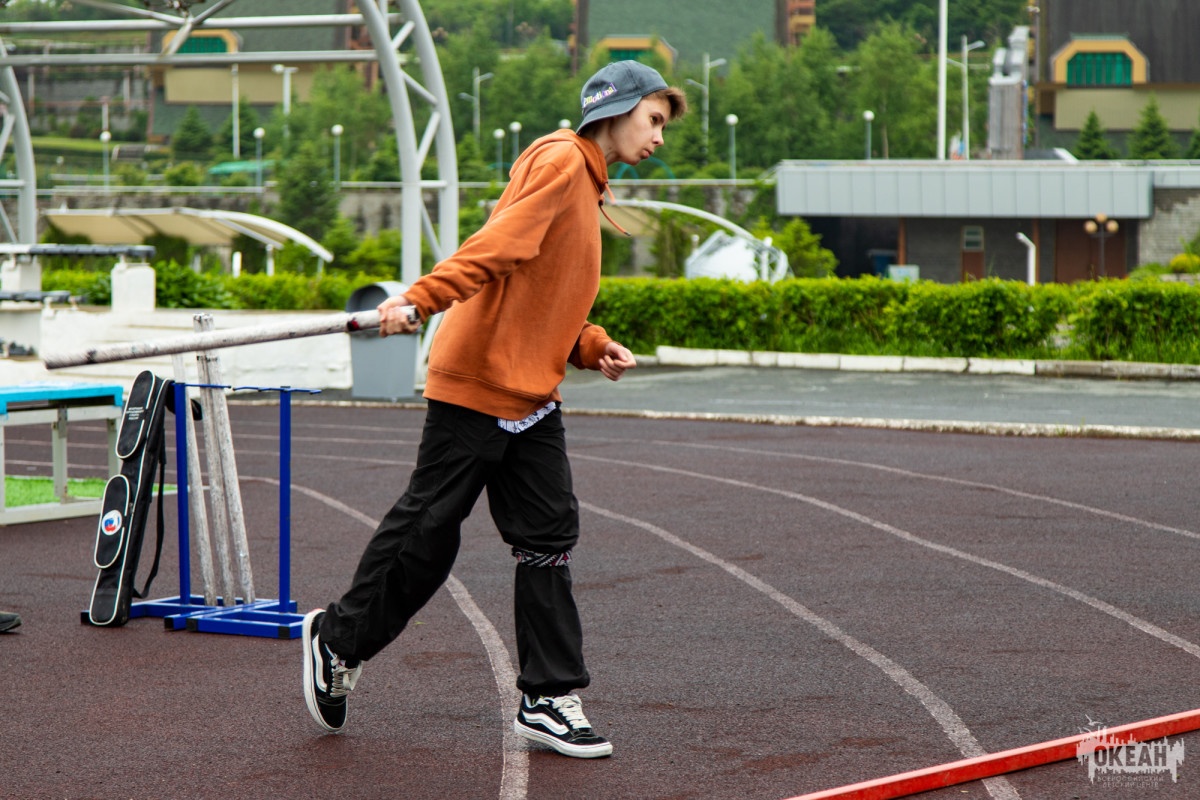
[329,658,361,698]
[550,695,592,730]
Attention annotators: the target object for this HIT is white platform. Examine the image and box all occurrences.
[1,306,357,390]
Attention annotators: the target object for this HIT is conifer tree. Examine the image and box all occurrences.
[1073,110,1120,160]
[276,140,337,242]
[1186,113,1200,159]
[172,105,213,162]
[1128,95,1178,160]
[215,98,261,160]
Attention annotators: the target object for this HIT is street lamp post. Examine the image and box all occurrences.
[509,120,522,162]
[1084,213,1119,278]
[725,113,738,181]
[493,127,505,180]
[685,53,726,163]
[273,63,298,138]
[863,110,874,160]
[331,123,343,187]
[956,36,985,159]
[1029,3,1042,149]
[254,126,265,189]
[231,64,240,158]
[99,129,111,190]
[457,67,493,144]
[936,0,948,160]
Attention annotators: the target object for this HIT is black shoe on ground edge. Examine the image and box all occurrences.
[514,693,613,758]
[301,609,362,733]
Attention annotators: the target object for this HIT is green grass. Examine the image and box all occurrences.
[6,475,108,507]
[31,136,108,154]
[5,476,177,507]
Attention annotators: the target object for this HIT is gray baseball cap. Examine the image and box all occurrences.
[576,60,669,133]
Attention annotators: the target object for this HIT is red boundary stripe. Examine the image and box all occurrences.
[783,707,1200,800]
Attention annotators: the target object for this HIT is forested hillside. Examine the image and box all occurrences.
[0,0,1043,171]
[0,0,1032,55]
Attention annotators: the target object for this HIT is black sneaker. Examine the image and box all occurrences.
[514,693,613,758]
[0,611,20,633]
[301,609,362,733]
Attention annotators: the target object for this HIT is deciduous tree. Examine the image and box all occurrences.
[852,21,936,159]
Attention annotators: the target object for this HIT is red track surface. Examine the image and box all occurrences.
[5,401,1200,799]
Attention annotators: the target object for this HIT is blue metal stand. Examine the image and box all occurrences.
[131,383,319,639]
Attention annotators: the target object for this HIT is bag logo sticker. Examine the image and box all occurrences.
[101,510,123,535]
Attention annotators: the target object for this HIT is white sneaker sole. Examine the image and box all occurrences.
[514,718,613,758]
[301,610,343,733]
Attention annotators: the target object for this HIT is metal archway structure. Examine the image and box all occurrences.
[0,0,460,293]
[0,44,38,255]
[610,197,791,282]
[611,157,677,180]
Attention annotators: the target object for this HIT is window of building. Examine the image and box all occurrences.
[608,49,645,62]
[175,36,229,55]
[962,226,984,251]
[1066,52,1133,86]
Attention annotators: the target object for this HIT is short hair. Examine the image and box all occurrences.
[647,86,688,123]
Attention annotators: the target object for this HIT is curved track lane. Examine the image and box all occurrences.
[5,403,1200,799]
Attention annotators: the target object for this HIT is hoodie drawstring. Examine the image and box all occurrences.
[599,185,631,237]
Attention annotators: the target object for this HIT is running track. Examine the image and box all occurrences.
[4,399,1200,799]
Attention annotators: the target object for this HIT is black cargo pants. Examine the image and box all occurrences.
[319,399,590,696]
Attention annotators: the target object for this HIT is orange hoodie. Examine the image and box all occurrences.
[401,129,616,420]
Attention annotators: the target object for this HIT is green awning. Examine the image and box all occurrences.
[207,160,274,175]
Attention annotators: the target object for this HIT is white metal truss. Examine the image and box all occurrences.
[0,50,37,249]
[0,0,460,288]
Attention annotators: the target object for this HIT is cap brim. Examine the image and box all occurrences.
[576,94,643,133]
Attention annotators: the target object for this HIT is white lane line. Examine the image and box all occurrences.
[580,501,1020,800]
[282,481,528,800]
[443,576,529,800]
[653,440,1200,542]
[575,453,1200,661]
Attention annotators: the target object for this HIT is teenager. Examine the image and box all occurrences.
[302,60,687,758]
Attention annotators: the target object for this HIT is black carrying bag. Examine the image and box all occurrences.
[87,370,174,627]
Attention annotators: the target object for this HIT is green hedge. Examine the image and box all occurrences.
[40,268,1200,365]
[592,277,1073,359]
[1070,280,1200,363]
[43,265,391,312]
[591,277,1200,364]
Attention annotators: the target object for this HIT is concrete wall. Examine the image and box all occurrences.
[905,218,1049,283]
[21,69,149,133]
[1055,87,1200,132]
[1141,187,1200,266]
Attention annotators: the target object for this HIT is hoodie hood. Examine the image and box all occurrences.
[511,128,609,195]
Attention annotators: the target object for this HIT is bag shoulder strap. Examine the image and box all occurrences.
[132,396,170,600]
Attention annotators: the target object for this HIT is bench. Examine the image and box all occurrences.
[0,382,124,525]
